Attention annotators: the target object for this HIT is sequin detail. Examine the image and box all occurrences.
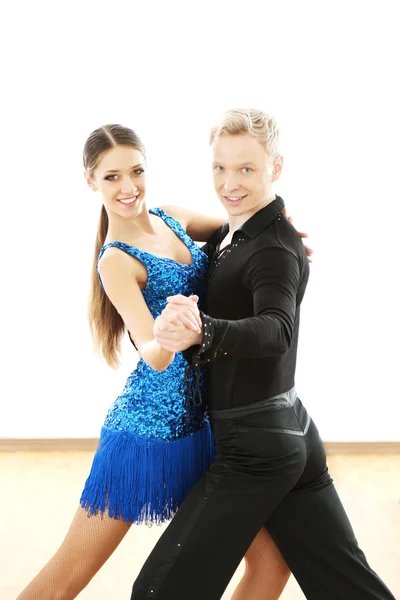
[80,208,212,524]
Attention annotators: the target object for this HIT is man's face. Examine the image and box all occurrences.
[211,133,283,220]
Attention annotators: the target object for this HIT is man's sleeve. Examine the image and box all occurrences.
[183,247,300,365]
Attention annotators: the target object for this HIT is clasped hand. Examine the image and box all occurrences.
[154,295,203,353]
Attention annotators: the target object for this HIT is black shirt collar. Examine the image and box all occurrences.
[220,196,285,241]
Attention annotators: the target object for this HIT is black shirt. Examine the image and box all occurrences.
[184,196,309,410]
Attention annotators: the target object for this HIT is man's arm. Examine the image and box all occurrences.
[155,246,302,364]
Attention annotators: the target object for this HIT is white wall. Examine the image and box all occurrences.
[1,1,399,441]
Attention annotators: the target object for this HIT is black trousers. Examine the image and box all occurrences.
[131,391,395,600]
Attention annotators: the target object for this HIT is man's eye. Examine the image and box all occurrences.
[242,168,251,174]
[215,166,224,173]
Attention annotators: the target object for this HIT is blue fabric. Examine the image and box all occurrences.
[80,208,214,524]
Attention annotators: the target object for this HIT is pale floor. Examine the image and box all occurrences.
[1,451,399,599]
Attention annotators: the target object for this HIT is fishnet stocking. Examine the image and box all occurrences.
[17,506,131,600]
[231,527,291,600]
[17,512,289,599]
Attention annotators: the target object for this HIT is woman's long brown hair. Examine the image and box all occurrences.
[84,124,146,367]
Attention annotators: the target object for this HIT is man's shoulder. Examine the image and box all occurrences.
[242,211,309,285]
[250,216,308,267]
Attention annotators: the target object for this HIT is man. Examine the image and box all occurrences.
[131,109,395,599]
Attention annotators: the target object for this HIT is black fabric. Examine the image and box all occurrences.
[131,396,395,600]
[184,197,309,410]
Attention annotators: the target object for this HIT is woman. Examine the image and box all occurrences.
[17,124,309,599]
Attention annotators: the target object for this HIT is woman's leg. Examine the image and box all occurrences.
[17,506,131,600]
[230,527,290,600]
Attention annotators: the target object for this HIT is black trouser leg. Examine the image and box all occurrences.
[266,421,395,599]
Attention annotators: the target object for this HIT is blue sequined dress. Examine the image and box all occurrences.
[80,208,213,524]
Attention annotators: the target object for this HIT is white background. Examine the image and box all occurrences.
[1,0,399,441]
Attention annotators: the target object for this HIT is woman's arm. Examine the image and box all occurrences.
[161,204,314,259]
[159,205,225,242]
[98,247,199,371]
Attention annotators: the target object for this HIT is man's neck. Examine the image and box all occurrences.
[226,195,276,236]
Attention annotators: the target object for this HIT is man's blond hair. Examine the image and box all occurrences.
[210,109,280,158]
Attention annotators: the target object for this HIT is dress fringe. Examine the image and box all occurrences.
[80,423,214,525]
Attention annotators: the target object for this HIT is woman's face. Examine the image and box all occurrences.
[87,144,146,219]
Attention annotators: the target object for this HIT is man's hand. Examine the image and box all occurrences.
[154,295,203,353]
[283,208,314,263]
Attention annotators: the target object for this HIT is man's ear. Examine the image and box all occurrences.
[84,170,97,191]
[272,156,284,182]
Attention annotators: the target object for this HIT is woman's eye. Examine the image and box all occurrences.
[105,175,118,181]
[133,168,144,175]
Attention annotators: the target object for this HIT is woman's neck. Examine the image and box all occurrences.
[106,205,156,243]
